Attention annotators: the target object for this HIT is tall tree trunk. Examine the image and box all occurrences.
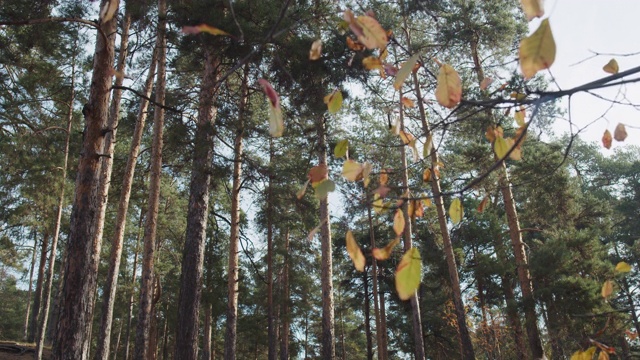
[113,318,123,360]
[397,92,426,360]
[94,13,134,360]
[29,231,50,342]
[147,277,162,360]
[53,3,117,358]
[411,72,476,359]
[124,212,144,360]
[203,304,212,360]
[24,234,37,342]
[367,206,385,360]
[267,138,277,360]
[224,64,248,360]
[134,0,167,356]
[364,270,373,360]
[37,55,76,357]
[317,117,335,360]
[378,287,388,359]
[279,230,290,360]
[160,306,169,360]
[174,45,220,360]
[501,271,527,359]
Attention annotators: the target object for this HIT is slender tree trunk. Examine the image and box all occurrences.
[53,3,117,358]
[267,138,277,360]
[317,117,335,360]
[47,246,68,345]
[174,45,220,360]
[161,306,169,360]
[94,13,134,360]
[124,212,144,360]
[364,270,373,360]
[29,231,50,342]
[411,72,475,359]
[113,318,123,360]
[378,287,388,360]
[224,65,248,360]
[147,277,162,360]
[24,235,37,342]
[501,273,527,359]
[279,230,290,360]
[134,1,167,357]
[203,304,212,360]
[397,92,426,360]
[367,206,385,360]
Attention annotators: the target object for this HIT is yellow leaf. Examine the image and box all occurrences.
[422,197,432,208]
[309,39,323,60]
[505,138,522,161]
[393,209,405,236]
[372,237,401,261]
[394,53,421,90]
[519,19,556,79]
[602,129,612,149]
[423,168,431,182]
[423,134,433,158]
[296,179,310,200]
[515,106,526,127]
[342,159,363,181]
[570,347,596,360]
[362,162,373,188]
[355,15,388,50]
[615,261,632,273]
[520,0,544,21]
[346,230,366,272]
[373,195,389,214]
[477,195,489,213]
[598,350,610,360]
[399,130,414,145]
[494,136,509,159]
[324,90,343,114]
[449,198,463,225]
[395,247,422,300]
[435,64,462,108]
[601,280,613,298]
[603,59,619,74]
[401,97,415,108]
[614,123,627,142]
[334,139,349,158]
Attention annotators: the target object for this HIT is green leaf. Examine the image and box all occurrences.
[395,247,422,300]
[334,139,349,158]
[314,179,335,200]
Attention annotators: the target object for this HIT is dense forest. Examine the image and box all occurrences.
[1,0,640,359]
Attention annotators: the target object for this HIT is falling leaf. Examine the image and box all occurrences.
[362,56,385,77]
[423,134,433,158]
[422,197,432,208]
[324,90,343,114]
[346,37,365,51]
[314,179,335,200]
[384,64,398,76]
[505,138,522,160]
[602,129,613,149]
[372,237,401,261]
[394,53,421,90]
[614,123,627,142]
[354,15,388,50]
[395,247,422,300]
[296,179,310,200]
[519,19,556,79]
[380,170,389,185]
[182,24,231,37]
[603,59,619,74]
[423,168,431,182]
[520,0,544,21]
[494,136,509,159]
[514,106,526,127]
[615,261,632,273]
[309,39,323,60]
[435,64,462,108]
[362,162,373,187]
[258,79,283,137]
[570,347,596,360]
[485,125,503,143]
[598,350,610,360]
[399,130,414,145]
[449,198,463,225]
[393,209,405,236]
[373,194,389,214]
[626,330,638,341]
[342,160,364,181]
[346,230,366,272]
[479,77,493,90]
[334,139,349,158]
[308,164,328,184]
[307,219,327,242]
[100,0,119,23]
[401,97,415,108]
[477,195,489,213]
[601,280,613,298]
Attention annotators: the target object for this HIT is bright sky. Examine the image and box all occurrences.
[534,0,640,150]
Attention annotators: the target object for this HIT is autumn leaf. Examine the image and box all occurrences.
[308,164,328,184]
[401,97,415,108]
[601,280,613,298]
[494,136,509,159]
[380,170,389,185]
[614,123,627,142]
[479,77,493,90]
[598,350,610,360]
[519,19,556,79]
[602,129,613,149]
[393,209,405,236]
[182,24,231,37]
[423,134,433,158]
[449,198,463,225]
[520,0,544,21]
[309,39,323,60]
[423,168,431,182]
[570,347,596,360]
[615,261,632,273]
[505,138,522,160]
[258,79,283,137]
[603,59,619,74]
[346,230,366,272]
[346,37,365,51]
[334,139,349,158]
[354,15,388,50]
[435,64,462,108]
[626,330,638,340]
[372,237,401,261]
[342,160,363,181]
[373,194,389,214]
[314,179,335,200]
[514,106,526,127]
[394,53,421,90]
[362,162,373,187]
[395,247,422,300]
[477,195,490,213]
[296,179,310,200]
[324,90,343,114]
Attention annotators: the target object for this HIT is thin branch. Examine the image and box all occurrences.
[0,17,108,45]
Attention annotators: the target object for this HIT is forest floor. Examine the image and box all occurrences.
[0,342,51,360]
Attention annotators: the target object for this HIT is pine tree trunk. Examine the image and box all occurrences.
[124,212,144,360]
[36,56,76,358]
[317,117,335,360]
[112,318,122,360]
[267,138,277,360]
[24,235,37,342]
[279,230,290,360]
[53,3,117,358]
[160,306,169,360]
[174,45,220,360]
[203,304,212,360]
[367,206,385,360]
[501,270,527,359]
[378,287,388,360]
[397,93,426,360]
[134,0,167,356]
[224,65,248,360]
[29,231,49,342]
[364,270,373,360]
[94,13,134,360]
[411,73,476,360]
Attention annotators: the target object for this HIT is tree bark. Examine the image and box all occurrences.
[364,269,373,360]
[174,46,220,360]
[53,3,117,358]
[24,234,37,342]
[94,12,134,360]
[317,117,335,360]
[378,286,388,360]
[134,0,167,357]
[203,304,212,360]
[224,64,248,360]
[267,138,277,360]
[29,230,49,342]
[279,230,290,360]
[124,212,144,360]
[367,206,385,360]
[113,318,123,360]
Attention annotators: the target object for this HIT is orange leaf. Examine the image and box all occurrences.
[477,196,489,213]
[308,164,328,184]
[401,97,415,108]
[182,24,231,37]
[393,209,405,236]
[423,168,431,182]
[346,37,365,51]
[602,129,612,149]
[346,230,366,272]
[372,237,401,261]
[309,39,322,60]
[380,170,389,185]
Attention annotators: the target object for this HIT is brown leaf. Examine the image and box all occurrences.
[602,129,613,149]
[614,123,627,142]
